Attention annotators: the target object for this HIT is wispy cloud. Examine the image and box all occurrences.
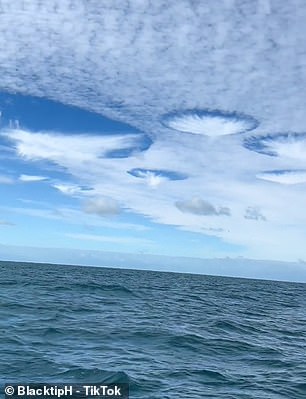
[0,220,15,226]
[19,174,47,182]
[52,183,92,196]
[257,170,306,185]
[2,204,148,231]
[3,129,150,163]
[65,232,153,246]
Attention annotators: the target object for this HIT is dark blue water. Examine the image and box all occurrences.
[1,261,306,399]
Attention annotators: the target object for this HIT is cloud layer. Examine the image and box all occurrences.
[244,133,306,159]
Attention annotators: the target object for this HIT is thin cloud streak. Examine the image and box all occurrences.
[65,233,154,246]
[19,174,47,182]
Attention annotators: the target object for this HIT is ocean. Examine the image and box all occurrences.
[1,260,306,399]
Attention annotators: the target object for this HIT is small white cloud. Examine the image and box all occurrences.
[19,174,47,182]
[53,183,87,196]
[83,198,121,216]
[139,171,167,188]
[175,197,231,216]
[244,207,266,221]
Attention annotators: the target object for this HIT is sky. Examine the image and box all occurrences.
[1,0,306,278]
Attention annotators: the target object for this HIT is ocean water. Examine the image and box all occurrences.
[1,261,306,399]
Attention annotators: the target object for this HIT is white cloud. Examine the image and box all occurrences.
[135,170,167,188]
[3,129,147,163]
[19,174,47,182]
[52,183,90,196]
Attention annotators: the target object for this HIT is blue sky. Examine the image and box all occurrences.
[1,0,306,276]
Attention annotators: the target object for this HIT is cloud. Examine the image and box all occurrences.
[2,1,306,260]
[3,122,304,261]
[175,197,231,216]
[2,203,148,231]
[127,168,187,188]
[141,172,166,188]
[256,170,306,185]
[244,133,306,159]
[244,207,266,221]
[19,174,47,182]
[0,0,305,137]
[3,129,151,163]
[0,220,15,226]
[0,174,14,184]
[65,233,153,246]
[163,110,258,136]
[52,183,92,196]
[83,198,121,216]
[128,169,167,188]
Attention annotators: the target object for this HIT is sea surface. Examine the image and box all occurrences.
[1,261,306,399]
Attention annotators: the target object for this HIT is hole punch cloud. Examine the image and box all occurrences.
[3,129,153,162]
[162,110,258,137]
[244,133,306,159]
[128,168,187,187]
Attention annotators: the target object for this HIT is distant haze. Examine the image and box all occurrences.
[0,244,306,283]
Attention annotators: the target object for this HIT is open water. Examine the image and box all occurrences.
[1,261,306,398]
